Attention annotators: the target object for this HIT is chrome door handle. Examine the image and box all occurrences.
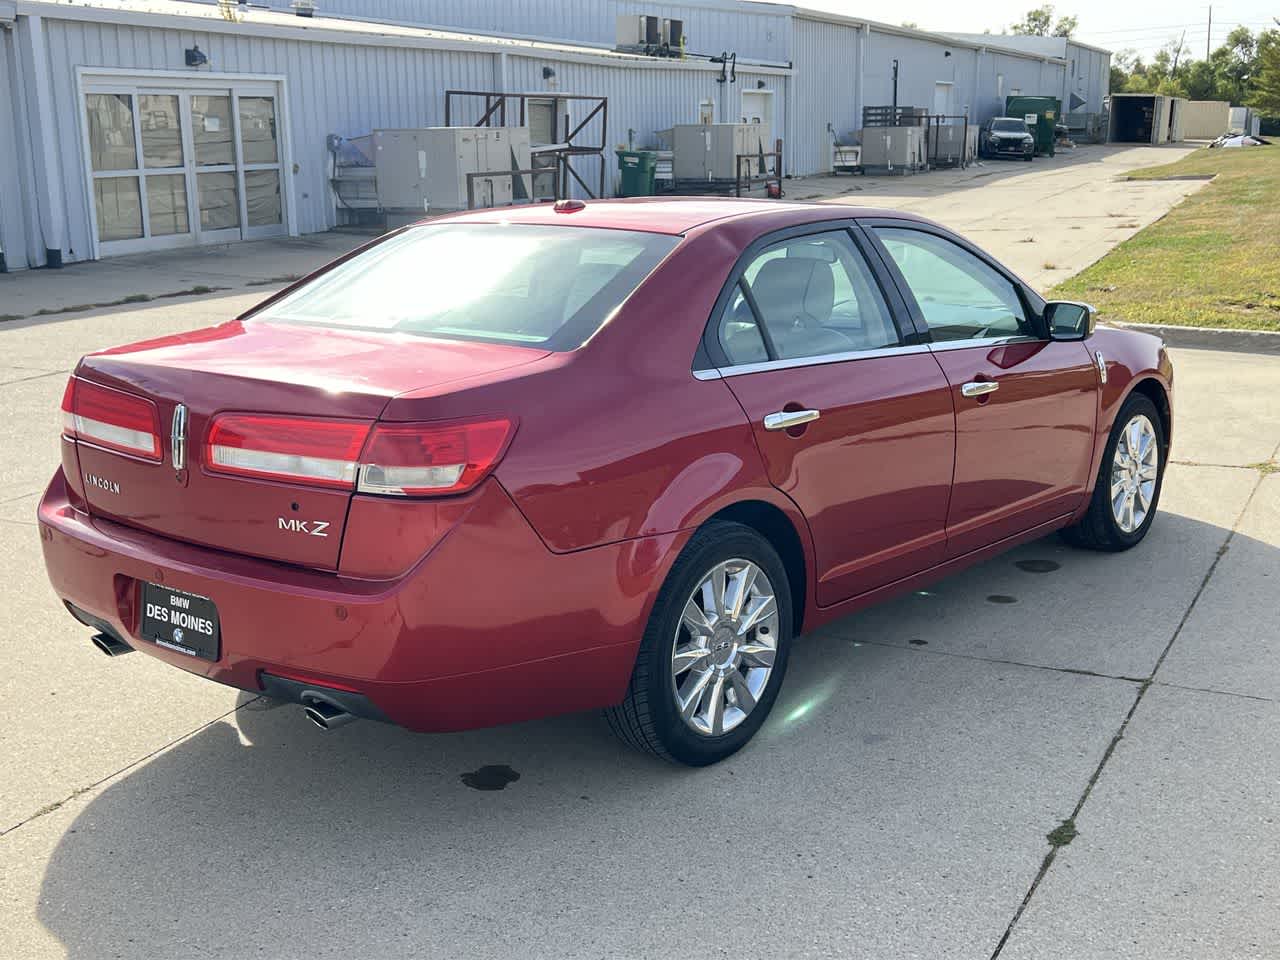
[961,381,999,398]
[763,409,821,431]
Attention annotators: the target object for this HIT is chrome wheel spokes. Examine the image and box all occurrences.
[672,559,779,737]
[1110,413,1160,533]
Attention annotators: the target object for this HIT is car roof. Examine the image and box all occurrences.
[442,197,929,237]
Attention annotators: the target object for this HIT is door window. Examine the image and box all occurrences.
[719,231,899,364]
[874,227,1033,342]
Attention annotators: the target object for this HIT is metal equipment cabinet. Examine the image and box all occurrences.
[372,127,532,214]
[671,123,764,181]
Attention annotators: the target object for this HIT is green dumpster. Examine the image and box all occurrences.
[1005,96,1061,157]
[616,150,657,197]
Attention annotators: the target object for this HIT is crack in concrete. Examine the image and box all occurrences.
[0,369,72,388]
[987,447,1275,959]
[0,696,263,839]
[850,636,1146,686]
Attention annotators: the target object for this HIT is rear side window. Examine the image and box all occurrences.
[252,223,678,351]
[717,230,899,365]
[874,227,1033,342]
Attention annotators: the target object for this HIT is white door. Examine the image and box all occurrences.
[933,82,954,121]
[740,90,775,146]
[83,76,288,257]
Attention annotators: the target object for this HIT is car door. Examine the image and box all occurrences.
[863,220,1099,558]
[698,225,956,607]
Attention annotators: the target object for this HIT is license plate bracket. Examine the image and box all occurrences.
[139,583,220,661]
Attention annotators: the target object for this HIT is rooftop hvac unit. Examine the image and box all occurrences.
[672,123,765,181]
[663,18,684,49]
[616,15,660,48]
[372,127,532,217]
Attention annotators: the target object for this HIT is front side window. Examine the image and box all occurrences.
[717,231,899,364]
[874,227,1033,342]
[252,224,678,351]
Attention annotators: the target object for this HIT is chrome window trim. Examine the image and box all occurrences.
[693,342,932,379]
[926,334,1044,352]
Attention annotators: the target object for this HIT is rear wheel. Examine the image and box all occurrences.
[605,521,792,766]
[1061,393,1166,551]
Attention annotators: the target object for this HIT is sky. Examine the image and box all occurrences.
[798,0,1279,60]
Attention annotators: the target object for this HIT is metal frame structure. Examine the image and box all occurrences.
[734,138,783,197]
[444,89,609,200]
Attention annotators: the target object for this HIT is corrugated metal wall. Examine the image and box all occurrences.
[506,53,723,197]
[0,26,30,271]
[6,6,1077,268]
[36,15,495,260]
[790,17,859,177]
[1064,42,1109,113]
[190,0,792,63]
[863,30,979,118]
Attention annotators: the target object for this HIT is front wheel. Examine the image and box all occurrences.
[605,521,793,766]
[1061,393,1166,551]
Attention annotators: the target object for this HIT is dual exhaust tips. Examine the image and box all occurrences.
[87,632,356,731]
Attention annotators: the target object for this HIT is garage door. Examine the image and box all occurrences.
[82,76,289,257]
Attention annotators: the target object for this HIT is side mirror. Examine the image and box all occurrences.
[1044,300,1096,341]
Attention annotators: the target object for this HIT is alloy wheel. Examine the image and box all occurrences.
[670,559,779,737]
[1110,413,1160,533]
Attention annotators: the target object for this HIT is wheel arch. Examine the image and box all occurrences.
[1128,376,1172,446]
[702,499,809,637]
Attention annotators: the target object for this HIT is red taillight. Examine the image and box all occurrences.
[61,377,163,461]
[206,414,372,489]
[203,413,514,496]
[357,417,515,496]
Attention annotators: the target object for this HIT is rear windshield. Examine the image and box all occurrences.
[252,223,679,351]
[991,119,1028,133]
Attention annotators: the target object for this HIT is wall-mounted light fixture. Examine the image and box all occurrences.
[542,65,556,80]
[185,45,208,67]
[944,50,952,57]
[756,79,766,89]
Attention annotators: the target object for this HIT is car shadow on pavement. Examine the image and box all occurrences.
[32,511,1271,959]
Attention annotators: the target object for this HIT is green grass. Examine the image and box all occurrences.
[1050,147,1280,332]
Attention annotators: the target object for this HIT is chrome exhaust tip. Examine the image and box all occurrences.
[303,699,356,731]
[91,632,133,657]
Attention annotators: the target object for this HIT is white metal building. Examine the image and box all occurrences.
[0,0,1102,272]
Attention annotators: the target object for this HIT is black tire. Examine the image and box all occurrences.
[605,520,793,766]
[1061,392,1167,551]
[1024,154,1034,161]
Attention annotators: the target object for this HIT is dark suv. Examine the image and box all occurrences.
[979,117,1035,160]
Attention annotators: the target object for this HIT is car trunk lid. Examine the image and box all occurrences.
[70,321,548,569]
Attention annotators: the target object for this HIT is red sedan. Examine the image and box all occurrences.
[39,198,1172,765]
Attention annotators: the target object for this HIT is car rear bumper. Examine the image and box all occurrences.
[38,469,683,732]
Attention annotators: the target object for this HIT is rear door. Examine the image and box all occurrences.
[702,226,956,607]
[863,220,1098,557]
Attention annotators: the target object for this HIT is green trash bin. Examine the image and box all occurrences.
[616,150,657,197]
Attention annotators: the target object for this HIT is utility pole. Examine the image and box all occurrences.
[1206,5,1212,60]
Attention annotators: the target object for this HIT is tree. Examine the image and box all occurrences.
[1009,5,1077,38]
[1251,29,1280,116]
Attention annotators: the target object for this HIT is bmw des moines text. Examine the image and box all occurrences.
[39,198,1172,765]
